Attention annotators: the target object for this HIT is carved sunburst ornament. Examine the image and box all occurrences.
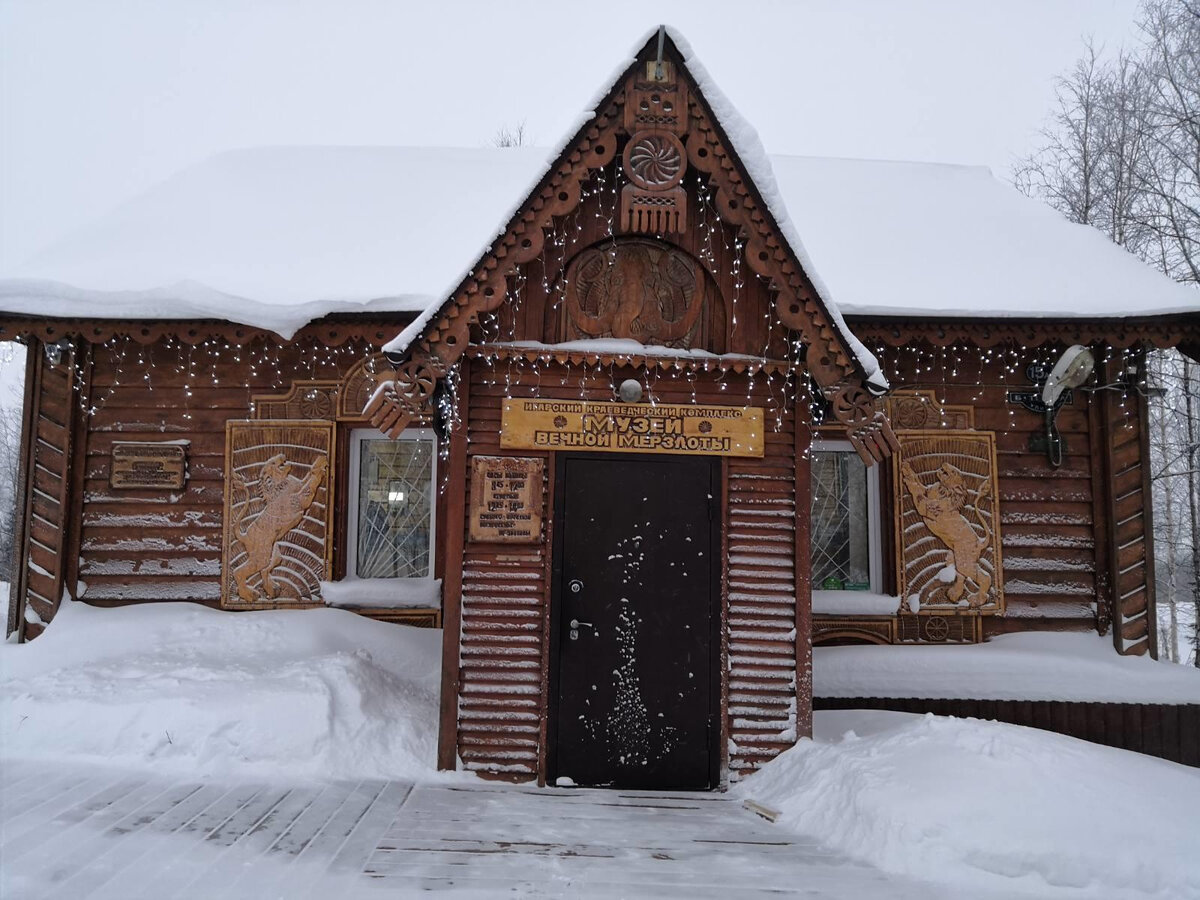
[623,132,686,190]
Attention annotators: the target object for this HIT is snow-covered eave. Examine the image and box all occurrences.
[383,26,888,393]
[0,278,426,341]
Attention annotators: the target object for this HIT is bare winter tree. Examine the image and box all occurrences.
[493,121,532,148]
[1015,0,1200,665]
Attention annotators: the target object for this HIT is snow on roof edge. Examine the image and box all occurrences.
[383,25,886,391]
[660,26,886,391]
[0,278,427,341]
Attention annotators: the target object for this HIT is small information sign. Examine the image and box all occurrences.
[469,456,544,543]
[111,442,187,490]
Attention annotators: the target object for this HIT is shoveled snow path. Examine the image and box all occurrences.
[1,759,1030,899]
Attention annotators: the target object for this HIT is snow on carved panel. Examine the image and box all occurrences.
[894,430,1004,616]
[221,420,335,609]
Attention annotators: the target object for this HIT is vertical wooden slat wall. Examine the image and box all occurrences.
[726,415,800,778]
[1102,355,1157,657]
[12,338,80,638]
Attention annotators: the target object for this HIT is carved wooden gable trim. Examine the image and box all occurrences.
[886,390,975,430]
[221,420,335,609]
[365,32,896,463]
[894,429,1004,616]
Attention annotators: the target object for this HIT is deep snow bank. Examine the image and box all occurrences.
[740,710,1200,899]
[0,600,444,781]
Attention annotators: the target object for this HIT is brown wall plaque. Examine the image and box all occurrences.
[469,456,544,543]
[111,442,188,489]
[500,399,764,458]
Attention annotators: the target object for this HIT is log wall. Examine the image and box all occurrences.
[852,335,1156,652]
[31,330,394,614]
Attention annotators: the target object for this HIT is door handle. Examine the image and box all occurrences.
[570,619,593,630]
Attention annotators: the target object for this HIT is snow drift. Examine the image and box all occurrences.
[740,710,1200,899]
[0,600,444,781]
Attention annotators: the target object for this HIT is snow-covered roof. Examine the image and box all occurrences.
[3,56,1195,343]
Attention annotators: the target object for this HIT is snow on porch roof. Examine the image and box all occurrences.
[3,145,1196,340]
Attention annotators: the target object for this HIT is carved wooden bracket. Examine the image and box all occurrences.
[364,354,445,439]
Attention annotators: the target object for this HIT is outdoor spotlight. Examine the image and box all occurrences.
[617,379,643,403]
[43,339,68,366]
[1041,345,1095,468]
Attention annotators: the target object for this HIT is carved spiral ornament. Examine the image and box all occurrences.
[623,132,686,190]
[830,384,876,429]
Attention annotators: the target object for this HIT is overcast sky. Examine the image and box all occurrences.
[0,0,1146,273]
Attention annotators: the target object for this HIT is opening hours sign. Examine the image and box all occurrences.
[500,398,764,458]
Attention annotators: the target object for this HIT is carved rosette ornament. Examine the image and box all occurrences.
[620,61,689,235]
[364,355,444,439]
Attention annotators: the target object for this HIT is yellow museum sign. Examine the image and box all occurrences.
[500,398,764,458]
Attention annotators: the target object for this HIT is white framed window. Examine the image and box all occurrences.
[810,439,881,592]
[346,428,437,580]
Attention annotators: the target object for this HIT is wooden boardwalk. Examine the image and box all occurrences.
[1,758,1009,898]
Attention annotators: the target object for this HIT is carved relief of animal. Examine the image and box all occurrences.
[901,461,993,608]
[231,454,328,602]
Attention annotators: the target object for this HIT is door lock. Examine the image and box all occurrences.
[569,579,584,594]
[568,618,593,641]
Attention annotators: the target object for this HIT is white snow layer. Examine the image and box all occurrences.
[320,577,442,609]
[812,589,901,615]
[0,599,447,781]
[4,42,1190,353]
[741,710,1200,899]
[815,631,1200,704]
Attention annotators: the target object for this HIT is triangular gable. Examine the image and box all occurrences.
[367,27,897,462]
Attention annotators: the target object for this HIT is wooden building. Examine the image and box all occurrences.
[3,30,1198,785]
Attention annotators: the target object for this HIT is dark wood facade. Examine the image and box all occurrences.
[4,31,1199,786]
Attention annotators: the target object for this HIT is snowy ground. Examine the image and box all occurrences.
[3,601,1199,898]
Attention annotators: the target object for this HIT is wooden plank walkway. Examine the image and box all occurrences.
[0,759,1015,898]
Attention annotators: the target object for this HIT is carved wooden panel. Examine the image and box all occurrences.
[896,613,983,643]
[253,381,339,420]
[886,390,974,430]
[562,240,707,348]
[621,59,689,233]
[222,420,335,608]
[894,430,1003,615]
[339,352,391,422]
[812,617,894,646]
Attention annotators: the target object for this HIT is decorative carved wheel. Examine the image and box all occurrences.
[830,384,875,428]
[395,358,438,407]
[300,389,334,419]
[925,616,950,642]
[623,132,686,190]
[894,397,930,429]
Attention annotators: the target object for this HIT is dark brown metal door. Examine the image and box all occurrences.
[550,453,720,790]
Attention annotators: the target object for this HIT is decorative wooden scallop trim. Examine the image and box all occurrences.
[367,34,896,464]
[850,315,1200,351]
